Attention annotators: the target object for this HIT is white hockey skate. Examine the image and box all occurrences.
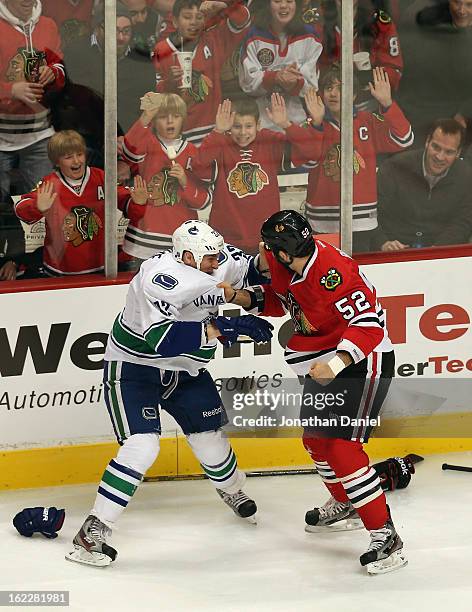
[360,509,407,575]
[65,515,117,567]
[305,496,363,532]
[216,489,257,524]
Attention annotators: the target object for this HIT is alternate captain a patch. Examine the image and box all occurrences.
[320,268,342,291]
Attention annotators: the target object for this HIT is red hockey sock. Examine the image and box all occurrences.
[324,438,388,530]
[302,434,349,503]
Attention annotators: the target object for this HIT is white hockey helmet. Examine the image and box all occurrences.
[172,220,224,270]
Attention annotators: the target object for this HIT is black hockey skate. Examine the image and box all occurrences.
[305,496,363,532]
[65,515,117,567]
[216,489,257,523]
[359,507,407,574]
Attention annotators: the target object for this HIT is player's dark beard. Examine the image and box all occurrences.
[274,251,294,270]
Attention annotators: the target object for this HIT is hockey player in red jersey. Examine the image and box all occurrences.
[121,92,211,260]
[152,0,251,145]
[223,210,407,574]
[291,64,413,252]
[15,130,146,276]
[191,93,314,253]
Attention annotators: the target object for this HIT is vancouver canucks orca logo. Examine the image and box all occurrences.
[152,274,178,290]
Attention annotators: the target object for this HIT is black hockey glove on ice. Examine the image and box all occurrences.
[372,456,416,492]
[13,506,65,539]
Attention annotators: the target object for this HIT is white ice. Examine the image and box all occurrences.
[1,451,472,612]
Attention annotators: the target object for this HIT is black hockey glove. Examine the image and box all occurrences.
[213,315,274,347]
[13,506,65,539]
[372,456,416,492]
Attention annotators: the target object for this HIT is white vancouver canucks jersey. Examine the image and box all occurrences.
[105,245,254,375]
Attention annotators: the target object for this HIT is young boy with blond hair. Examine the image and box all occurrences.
[121,91,211,260]
[15,130,145,275]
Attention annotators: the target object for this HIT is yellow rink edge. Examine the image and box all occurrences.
[2,414,472,490]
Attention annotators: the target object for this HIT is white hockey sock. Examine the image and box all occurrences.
[92,433,160,524]
[186,429,245,494]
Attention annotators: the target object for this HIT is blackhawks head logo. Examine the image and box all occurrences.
[147,170,179,206]
[62,206,102,247]
[227,162,269,198]
[323,144,366,183]
[6,47,46,83]
[287,290,317,335]
[180,69,213,106]
[320,268,342,291]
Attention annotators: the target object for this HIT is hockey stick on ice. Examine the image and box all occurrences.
[442,463,472,473]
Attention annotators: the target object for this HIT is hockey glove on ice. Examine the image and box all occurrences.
[13,506,65,539]
[372,456,416,492]
[213,315,274,347]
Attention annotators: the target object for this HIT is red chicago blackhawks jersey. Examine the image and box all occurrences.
[291,102,413,233]
[15,167,131,275]
[191,125,310,253]
[260,239,393,375]
[121,119,211,259]
[319,10,403,90]
[153,3,250,145]
[0,13,65,150]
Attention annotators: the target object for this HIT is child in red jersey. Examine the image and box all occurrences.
[121,91,211,260]
[15,130,146,276]
[153,0,251,145]
[291,65,413,252]
[191,93,313,253]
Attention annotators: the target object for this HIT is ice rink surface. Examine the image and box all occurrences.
[1,451,472,612]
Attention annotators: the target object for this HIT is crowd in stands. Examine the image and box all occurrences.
[1,0,472,281]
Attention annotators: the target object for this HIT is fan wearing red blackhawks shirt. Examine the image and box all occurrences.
[222,210,406,575]
[121,92,211,259]
[318,1,403,94]
[15,130,146,276]
[0,0,65,194]
[292,64,413,253]
[152,0,251,146]
[191,93,313,253]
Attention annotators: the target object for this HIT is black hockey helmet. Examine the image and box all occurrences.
[261,210,315,258]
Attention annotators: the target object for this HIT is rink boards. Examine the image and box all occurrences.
[1,251,472,489]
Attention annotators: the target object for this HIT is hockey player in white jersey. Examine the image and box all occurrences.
[66,220,273,567]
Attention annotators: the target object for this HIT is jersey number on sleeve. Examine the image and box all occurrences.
[334,290,371,320]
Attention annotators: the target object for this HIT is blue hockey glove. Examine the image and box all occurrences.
[13,506,65,539]
[214,315,274,346]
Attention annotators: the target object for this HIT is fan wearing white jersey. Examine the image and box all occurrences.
[66,220,273,567]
